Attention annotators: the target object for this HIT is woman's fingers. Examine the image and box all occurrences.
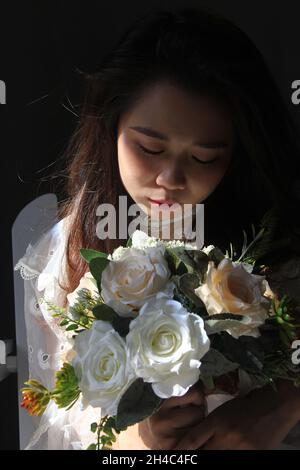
[146,384,207,450]
[173,418,215,450]
[150,405,205,436]
[161,384,204,409]
[173,405,206,429]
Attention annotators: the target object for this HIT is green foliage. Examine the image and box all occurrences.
[111,315,132,337]
[87,416,122,450]
[236,206,282,264]
[204,314,245,335]
[42,300,66,318]
[172,273,207,317]
[90,422,98,433]
[89,257,110,291]
[92,304,131,337]
[80,248,108,263]
[212,332,265,375]
[44,286,105,334]
[22,365,81,418]
[43,299,90,334]
[86,444,97,450]
[116,379,163,431]
[206,247,225,267]
[93,304,117,322]
[165,246,209,279]
[51,363,81,410]
[200,348,239,376]
[268,295,300,346]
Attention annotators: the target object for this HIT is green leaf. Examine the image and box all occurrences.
[80,316,90,326]
[212,333,265,374]
[92,305,132,337]
[93,304,117,322]
[164,249,177,275]
[205,315,245,335]
[207,247,225,266]
[116,379,163,431]
[100,436,111,446]
[112,316,131,338]
[80,248,108,264]
[185,249,209,278]
[66,324,78,331]
[178,273,205,308]
[172,274,206,317]
[176,260,189,276]
[200,348,239,376]
[126,237,133,247]
[89,257,110,288]
[237,206,281,264]
[207,313,244,321]
[165,247,194,274]
[86,443,97,450]
[90,422,98,433]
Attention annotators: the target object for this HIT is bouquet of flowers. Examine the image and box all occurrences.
[21,208,300,450]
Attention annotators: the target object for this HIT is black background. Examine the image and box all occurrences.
[1,0,300,450]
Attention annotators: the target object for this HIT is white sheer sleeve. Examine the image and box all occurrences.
[14,216,101,450]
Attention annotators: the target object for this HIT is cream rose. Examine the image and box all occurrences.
[72,320,135,416]
[194,258,270,338]
[126,295,210,399]
[101,246,174,317]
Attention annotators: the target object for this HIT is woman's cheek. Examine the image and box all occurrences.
[131,152,155,178]
[188,165,226,202]
[119,148,154,187]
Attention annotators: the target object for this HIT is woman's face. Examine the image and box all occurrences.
[117,81,235,216]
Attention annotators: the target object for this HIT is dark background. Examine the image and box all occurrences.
[1,0,300,450]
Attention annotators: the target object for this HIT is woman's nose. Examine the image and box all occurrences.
[155,165,186,191]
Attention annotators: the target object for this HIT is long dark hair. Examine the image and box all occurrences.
[56,6,300,294]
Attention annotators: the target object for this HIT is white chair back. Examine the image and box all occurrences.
[11,193,58,449]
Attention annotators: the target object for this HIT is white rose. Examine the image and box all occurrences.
[127,295,210,399]
[72,320,135,416]
[194,258,270,338]
[67,271,99,307]
[101,246,174,317]
[131,229,197,250]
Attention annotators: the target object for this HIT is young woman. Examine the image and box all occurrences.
[15,7,300,449]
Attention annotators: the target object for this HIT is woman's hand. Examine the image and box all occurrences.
[137,383,206,450]
[174,380,300,450]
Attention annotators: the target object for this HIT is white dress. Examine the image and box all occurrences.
[14,217,300,450]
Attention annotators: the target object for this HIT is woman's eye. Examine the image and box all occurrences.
[137,143,219,164]
[192,155,219,165]
[137,144,163,155]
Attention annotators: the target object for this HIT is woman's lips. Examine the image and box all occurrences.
[147,198,182,210]
[148,198,178,206]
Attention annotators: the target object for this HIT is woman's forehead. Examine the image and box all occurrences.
[119,81,234,141]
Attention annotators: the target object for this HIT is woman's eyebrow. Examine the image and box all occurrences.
[128,126,229,149]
